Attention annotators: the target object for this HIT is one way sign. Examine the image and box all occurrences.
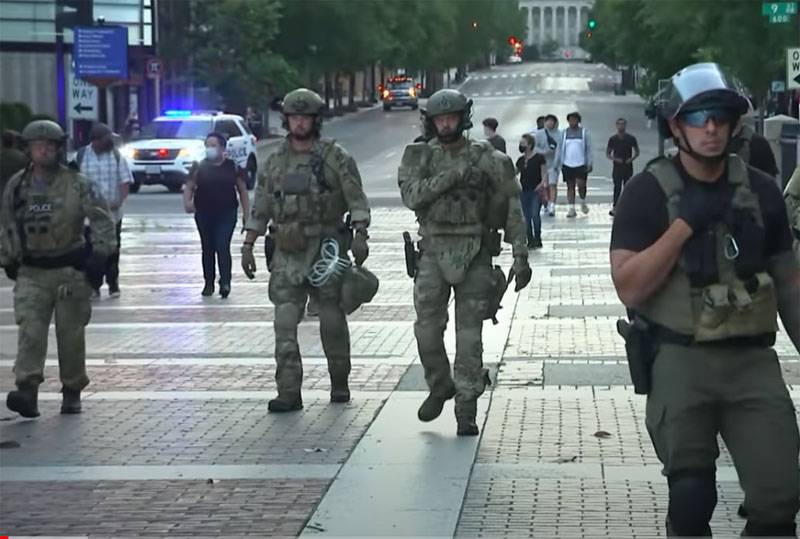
[788,47,800,90]
[67,67,98,120]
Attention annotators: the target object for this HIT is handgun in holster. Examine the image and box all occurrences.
[616,315,657,395]
[264,233,275,272]
[402,231,418,278]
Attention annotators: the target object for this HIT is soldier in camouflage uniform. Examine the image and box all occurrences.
[241,88,372,412]
[398,89,532,436]
[786,166,800,263]
[0,120,116,417]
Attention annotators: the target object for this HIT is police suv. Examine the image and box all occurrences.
[381,76,420,111]
[120,110,258,192]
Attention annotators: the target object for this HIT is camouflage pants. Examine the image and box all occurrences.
[647,342,800,523]
[267,268,350,398]
[413,249,492,410]
[13,266,92,391]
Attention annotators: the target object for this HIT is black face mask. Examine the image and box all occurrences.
[519,145,527,153]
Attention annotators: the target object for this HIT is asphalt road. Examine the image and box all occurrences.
[126,61,657,214]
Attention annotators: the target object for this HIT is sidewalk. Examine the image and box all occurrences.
[1,176,798,537]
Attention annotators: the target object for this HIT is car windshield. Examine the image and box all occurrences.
[137,119,213,140]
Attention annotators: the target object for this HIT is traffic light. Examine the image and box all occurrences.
[587,18,597,30]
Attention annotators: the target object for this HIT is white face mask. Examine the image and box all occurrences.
[205,147,221,160]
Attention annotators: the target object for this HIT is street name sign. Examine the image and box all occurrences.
[74,26,129,79]
[788,48,800,89]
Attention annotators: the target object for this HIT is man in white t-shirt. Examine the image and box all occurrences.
[556,111,593,218]
[534,114,561,216]
[75,123,134,298]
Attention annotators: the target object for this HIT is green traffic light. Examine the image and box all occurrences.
[587,18,597,29]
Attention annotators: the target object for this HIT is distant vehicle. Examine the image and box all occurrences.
[120,110,258,193]
[382,76,419,111]
[507,55,522,64]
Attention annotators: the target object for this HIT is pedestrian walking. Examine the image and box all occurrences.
[183,132,251,298]
[611,62,800,536]
[246,106,263,140]
[482,117,506,153]
[557,111,593,218]
[606,118,639,215]
[516,133,546,249]
[74,122,133,299]
[732,123,779,177]
[536,114,560,216]
[241,88,377,411]
[0,120,116,417]
[535,115,545,131]
[1,130,28,197]
[398,89,531,436]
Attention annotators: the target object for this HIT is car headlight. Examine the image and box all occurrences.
[178,147,203,160]
[120,146,136,160]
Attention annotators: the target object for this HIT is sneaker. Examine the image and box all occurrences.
[547,202,555,217]
[90,289,101,300]
[581,201,589,214]
[219,285,230,299]
[566,207,577,218]
[201,283,214,297]
[609,209,615,217]
[533,238,543,249]
[108,286,120,298]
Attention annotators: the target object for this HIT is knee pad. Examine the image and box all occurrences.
[667,469,717,536]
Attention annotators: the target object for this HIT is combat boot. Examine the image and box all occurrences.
[6,385,39,418]
[61,387,82,414]
[268,394,303,413]
[330,375,350,403]
[455,400,479,436]
[417,385,456,422]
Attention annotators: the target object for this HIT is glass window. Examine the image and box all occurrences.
[214,120,243,139]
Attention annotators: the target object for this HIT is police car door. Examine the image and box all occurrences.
[215,119,247,168]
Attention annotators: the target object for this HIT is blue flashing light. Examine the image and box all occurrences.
[163,109,192,117]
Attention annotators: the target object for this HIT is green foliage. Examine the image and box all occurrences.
[0,102,33,133]
[541,39,559,58]
[584,0,797,102]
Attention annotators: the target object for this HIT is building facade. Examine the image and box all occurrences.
[518,0,594,55]
[0,0,156,146]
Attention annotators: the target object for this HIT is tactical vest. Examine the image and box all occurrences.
[267,140,348,233]
[419,140,495,236]
[638,157,778,342]
[11,166,87,258]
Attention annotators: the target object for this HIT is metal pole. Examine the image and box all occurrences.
[55,10,66,127]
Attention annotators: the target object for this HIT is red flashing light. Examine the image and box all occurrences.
[158,148,169,157]
[507,36,517,46]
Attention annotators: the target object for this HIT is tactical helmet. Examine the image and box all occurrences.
[339,265,379,315]
[282,88,325,116]
[425,89,474,137]
[652,63,750,137]
[21,120,66,144]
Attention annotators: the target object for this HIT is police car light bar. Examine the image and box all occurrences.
[163,110,192,117]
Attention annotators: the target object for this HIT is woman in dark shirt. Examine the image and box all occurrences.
[516,133,547,249]
[183,132,250,298]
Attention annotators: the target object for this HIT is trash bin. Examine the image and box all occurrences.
[780,122,800,190]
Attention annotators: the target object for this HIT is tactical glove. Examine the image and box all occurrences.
[351,230,369,266]
[512,255,532,292]
[241,244,256,279]
[84,253,107,275]
[3,264,18,281]
[677,183,726,233]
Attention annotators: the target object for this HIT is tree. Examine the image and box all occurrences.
[541,39,559,58]
[190,0,296,115]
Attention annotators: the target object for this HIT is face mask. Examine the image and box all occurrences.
[205,147,220,160]
[519,145,527,153]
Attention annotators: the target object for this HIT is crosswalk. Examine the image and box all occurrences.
[466,72,619,81]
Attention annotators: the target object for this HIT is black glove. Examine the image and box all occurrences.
[84,253,106,275]
[3,264,18,281]
[351,230,369,266]
[512,255,532,292]
[241,244,257,279]
[677,183,726,233]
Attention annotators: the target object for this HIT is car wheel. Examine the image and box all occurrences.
[246,156,257,190]
[129,180,141,194]
[167,183,183,194]
[383,104,391,111]
[411,104,419,110]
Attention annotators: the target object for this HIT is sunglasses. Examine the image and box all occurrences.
[678,108,737,128]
